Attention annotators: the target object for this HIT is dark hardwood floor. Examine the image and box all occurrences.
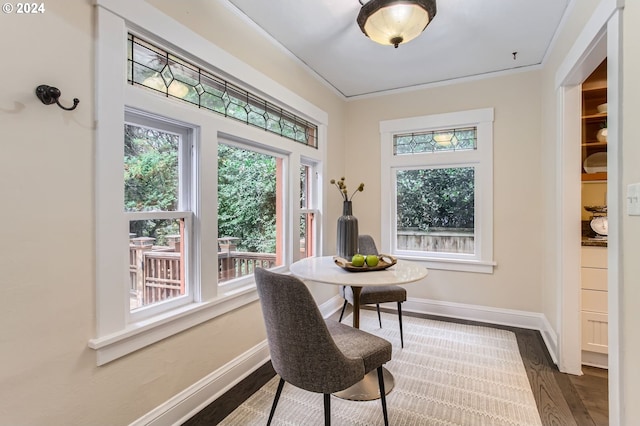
[183,308,608,425]
[568,366,609,426]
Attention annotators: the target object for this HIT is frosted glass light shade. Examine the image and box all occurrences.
[357,0,437,48]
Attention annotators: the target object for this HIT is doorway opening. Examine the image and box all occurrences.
[556,4,622,424]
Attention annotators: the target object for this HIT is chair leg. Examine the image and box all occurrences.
[398,301,404,348]
[338,300,348,322]
[377,366,389,426]
[267,378,285,426]
[323,393,331,426]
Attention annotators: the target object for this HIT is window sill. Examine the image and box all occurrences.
[88,285,258,366]
[397,255,496,274]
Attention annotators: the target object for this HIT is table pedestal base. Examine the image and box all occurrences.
[333,367,394,401]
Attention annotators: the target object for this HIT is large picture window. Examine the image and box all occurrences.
[380,109,495,273]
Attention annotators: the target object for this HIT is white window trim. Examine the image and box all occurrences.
[380,108,496,274]
[90,0,327,365]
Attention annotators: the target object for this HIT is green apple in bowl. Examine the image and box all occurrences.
[365,255,379,267]
[351,254,365,267]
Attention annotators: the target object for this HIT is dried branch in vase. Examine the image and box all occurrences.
[330,177,365,202]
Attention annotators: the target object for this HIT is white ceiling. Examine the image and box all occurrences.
[225,0,571,98]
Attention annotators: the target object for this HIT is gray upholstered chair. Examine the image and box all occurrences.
[339,234,408,347]
[254,268,391,426]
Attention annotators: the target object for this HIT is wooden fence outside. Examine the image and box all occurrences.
[397,230,474,254]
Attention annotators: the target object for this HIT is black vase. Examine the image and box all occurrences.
[337,201,359,259]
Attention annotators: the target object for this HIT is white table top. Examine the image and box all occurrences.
[289,256,428,287]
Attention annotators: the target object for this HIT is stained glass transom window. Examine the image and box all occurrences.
[393,127,476,155]
[127,34,318,148]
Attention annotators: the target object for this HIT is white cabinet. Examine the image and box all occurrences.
[581,246,608,367]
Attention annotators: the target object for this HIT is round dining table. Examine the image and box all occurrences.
[289,255,428,329]
[289,255,428,401]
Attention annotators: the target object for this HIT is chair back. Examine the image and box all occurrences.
[358,234,379,255]
[254,268,364,394]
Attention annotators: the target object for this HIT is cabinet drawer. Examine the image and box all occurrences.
[581,267,607,291]
[582,289,608,313]
[581,246,607,268]
[582,311,608,354]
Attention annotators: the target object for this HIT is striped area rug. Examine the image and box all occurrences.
[219,311,542,425]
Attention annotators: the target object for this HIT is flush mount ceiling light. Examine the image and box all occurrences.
[357,0,437,48]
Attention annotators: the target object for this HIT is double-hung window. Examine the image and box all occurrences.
[91,1,326,365]
[125,111,195,320]
[299,161,319,258]
[380,108,495,273]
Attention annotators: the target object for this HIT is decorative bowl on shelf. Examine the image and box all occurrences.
[583,152,607,173]
[597,103,608,113]
[333,254,397,272]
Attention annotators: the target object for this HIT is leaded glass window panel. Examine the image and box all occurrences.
[127,34,318,148]
[394,127,477,155]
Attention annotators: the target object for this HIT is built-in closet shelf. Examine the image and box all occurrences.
[581,82,607,181]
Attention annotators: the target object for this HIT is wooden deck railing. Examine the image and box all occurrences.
[218,251,277,281]
[129,236,275,309]
[143,251,182,305]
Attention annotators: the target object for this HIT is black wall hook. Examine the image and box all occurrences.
[35,85,79,111]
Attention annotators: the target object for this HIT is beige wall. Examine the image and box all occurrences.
[1,0,637,424]
[0,1,345,425]
[344,71,544,311]
[621,0,640,421]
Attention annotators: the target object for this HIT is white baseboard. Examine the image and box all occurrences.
[400,297,559,365]
[133,295,558,425]
[582,350,608,369]
[131,342,271,426]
